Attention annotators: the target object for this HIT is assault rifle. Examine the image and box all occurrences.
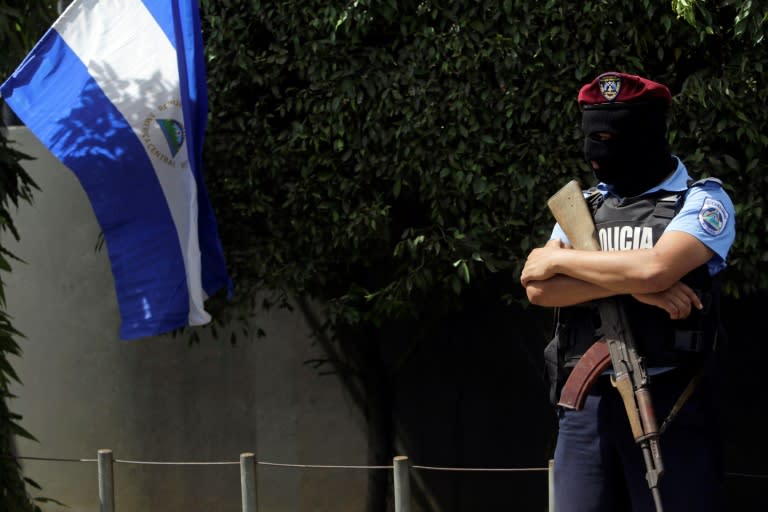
[546,179,665,512]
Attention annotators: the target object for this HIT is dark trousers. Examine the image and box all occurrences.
[553,368,725,512]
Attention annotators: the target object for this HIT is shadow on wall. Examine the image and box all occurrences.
[390,295,558,512]
[721,289,768,511]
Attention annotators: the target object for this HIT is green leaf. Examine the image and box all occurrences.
[450,275,461,295]
[458,260,470,284]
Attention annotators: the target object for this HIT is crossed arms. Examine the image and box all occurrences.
[520,231,715,320]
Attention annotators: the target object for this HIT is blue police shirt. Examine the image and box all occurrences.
[550,157,736,276]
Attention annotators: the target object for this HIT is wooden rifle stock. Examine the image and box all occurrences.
[546,180,602,252]
[546,180,610,409]
[546,180,665,511]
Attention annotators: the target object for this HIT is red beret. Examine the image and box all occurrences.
[578,72,672,108]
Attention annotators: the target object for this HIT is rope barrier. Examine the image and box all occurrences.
[412,464,548,472]
[4,454,767,478]
[6,451,768,512]
[12,455,97,463]
[115,459,239,466]
[256,461,393,470]
[725,472,768,480]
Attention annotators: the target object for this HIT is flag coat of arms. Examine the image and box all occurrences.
[0,0,231,339]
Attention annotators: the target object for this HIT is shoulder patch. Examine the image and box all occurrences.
[698,197,728,235]
[690,177,724,189]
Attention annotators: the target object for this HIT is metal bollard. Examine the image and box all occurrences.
[393,455,410,512]
[548,458,555,512]
[97,449,115,512]
[240,452,258,512]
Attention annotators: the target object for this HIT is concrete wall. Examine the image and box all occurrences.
[2,127,368,512]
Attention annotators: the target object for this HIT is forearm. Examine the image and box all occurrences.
[526,275,619,307]
[552,249,669,294]
[521,232,711,295]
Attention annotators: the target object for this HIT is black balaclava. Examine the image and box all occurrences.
[581,102,675,197]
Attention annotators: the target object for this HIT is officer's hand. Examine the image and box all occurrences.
[520,239,568,287]
[632,281,703,320]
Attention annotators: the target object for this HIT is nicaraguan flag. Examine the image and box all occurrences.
[0,0,232,340]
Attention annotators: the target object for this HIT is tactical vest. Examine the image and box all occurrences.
[548,180,722,396]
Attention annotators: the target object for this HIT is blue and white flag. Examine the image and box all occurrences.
[0,0,232,340]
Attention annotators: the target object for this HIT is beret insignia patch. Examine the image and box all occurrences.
[698,198,728,236]
[599,75,621,101]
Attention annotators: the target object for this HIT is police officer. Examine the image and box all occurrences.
[520,72,736,512]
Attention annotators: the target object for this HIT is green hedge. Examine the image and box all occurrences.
[201,0,767,328]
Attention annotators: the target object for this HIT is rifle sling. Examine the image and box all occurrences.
[659,327,719,434]
[659,369,703,435]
